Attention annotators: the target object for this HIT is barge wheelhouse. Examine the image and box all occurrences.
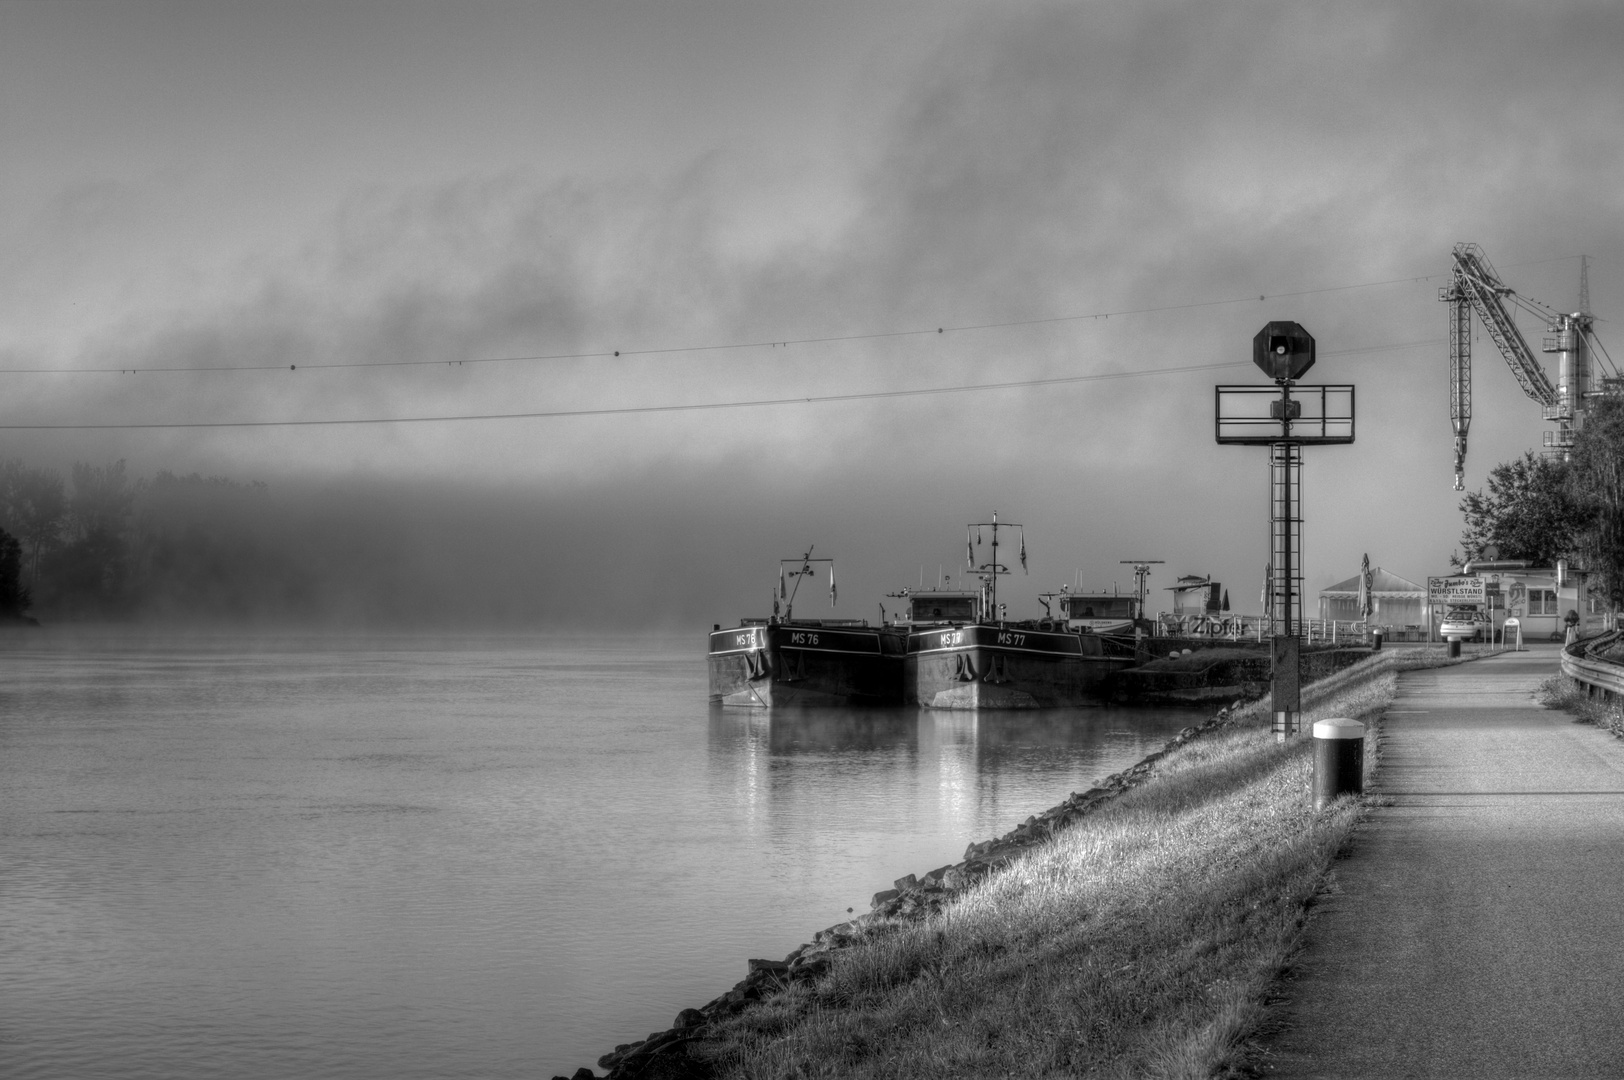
[1054,590,1138,635]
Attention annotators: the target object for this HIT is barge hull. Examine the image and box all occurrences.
[906,625,1132,709]
[708,623,906,707]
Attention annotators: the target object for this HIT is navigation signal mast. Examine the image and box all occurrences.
[1216,322,1355,740]
[1119,560,1164,620]
[1440,244,1620,490]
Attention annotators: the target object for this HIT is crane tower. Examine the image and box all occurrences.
[1440,244,1614,490]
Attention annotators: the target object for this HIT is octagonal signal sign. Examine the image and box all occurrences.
[1253,321,1315,382]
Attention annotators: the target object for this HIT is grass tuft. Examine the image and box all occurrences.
[1538,674,1624,736]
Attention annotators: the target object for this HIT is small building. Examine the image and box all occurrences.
[1317,568,1425,630]
[1441,560,1594,643]
[1166,575,1221,618]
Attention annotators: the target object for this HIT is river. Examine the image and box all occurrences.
[0,628,1209,1078]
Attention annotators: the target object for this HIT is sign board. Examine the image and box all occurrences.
[1428,576,1486,604]
[1214,385,1355,444]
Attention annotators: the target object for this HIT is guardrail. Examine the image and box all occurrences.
[1562,630,1624,701]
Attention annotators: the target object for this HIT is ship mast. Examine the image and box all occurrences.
[777,546,835,622]
[1119,559,1164,621]
[966,512,1026,623]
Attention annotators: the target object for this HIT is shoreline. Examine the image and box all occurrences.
[557,647,1460,1079]
[584,706,1247,1080]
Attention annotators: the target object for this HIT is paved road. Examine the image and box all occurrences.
[1265,647,1624,1079]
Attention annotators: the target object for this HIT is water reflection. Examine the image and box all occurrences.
[0,632,1216,1080]
[706,703,1204,853]
[706,706,919,755]
[929,713,979,840]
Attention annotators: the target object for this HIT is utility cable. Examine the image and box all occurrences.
[0,338,1442,431]
[0,271,1442,376]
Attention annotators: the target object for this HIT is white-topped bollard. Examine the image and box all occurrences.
[1312,717,1365,810]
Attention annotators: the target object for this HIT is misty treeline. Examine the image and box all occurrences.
[0,457,785,628]
[0,460,311,622]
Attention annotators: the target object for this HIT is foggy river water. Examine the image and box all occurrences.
[0,629,1207,1079]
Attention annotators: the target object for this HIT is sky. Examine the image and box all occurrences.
[1,0,1622,626]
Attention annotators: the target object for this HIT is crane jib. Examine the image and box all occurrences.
[1441,242,1598,490]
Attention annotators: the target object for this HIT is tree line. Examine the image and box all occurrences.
[1458,395,1624,611]
[3,410,1616,627]
[0,460,305,622]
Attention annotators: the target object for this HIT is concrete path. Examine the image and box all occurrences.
[1265,646,1624,1079]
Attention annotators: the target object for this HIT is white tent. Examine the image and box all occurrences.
[1318,567,1425,628]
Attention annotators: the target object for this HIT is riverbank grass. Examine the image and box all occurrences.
[695,670,1398,1079]
[1539,674,1624,737]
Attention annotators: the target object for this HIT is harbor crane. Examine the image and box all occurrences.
[1440,244,1619,490]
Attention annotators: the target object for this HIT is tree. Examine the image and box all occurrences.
[1457,451,1590,566]
[0,527,30,620]
[0,461,66,587]
[65,459,133,541]
[1568,395,1624,611]
[41,460,134,617]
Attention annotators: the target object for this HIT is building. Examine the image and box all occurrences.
[1165,575,1221,617]
[1435,560,1596,643]
[1317,568,1425,630]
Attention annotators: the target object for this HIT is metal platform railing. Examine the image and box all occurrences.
[1153,614,1378,643]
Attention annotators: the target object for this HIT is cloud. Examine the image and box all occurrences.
[3,0,1622,622]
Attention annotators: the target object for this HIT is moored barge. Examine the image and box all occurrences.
[707,548,906,707]
[897,515,1135,708]
[707,619,906,707]
[899,588,1132,708]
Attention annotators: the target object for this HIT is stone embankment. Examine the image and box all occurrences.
[553,702,1250,1080]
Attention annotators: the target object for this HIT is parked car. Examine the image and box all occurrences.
[1440,608,1488,641]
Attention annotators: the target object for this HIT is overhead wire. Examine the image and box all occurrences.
[0,252,1602,428]
[0,338,1443,430]
[0,269,1443,376]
